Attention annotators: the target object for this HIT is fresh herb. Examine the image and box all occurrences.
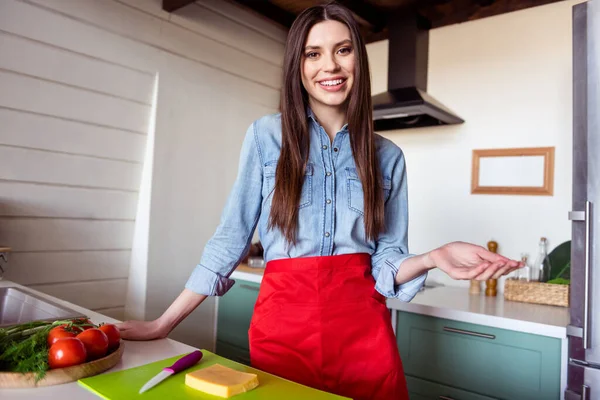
[547,277,570,285]
[0,318,93,381]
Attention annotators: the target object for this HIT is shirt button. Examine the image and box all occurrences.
[326,172,332,176]
[322,145,328,150]
[326,199,332,204]
[333,147,339,152]
[324,232,330,237]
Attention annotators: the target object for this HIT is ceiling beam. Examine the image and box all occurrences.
[424,0,563,29]
[231,0,296,29]
[364,29,389,44]
[162,0,195,13]
[336,0,386,32]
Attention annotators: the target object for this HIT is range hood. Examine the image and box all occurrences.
[372,11,464,130]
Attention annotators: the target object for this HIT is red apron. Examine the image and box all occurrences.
[248,253,409,400]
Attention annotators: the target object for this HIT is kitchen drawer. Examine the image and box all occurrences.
[216,279,260,350]
[396,311,561,400]
[216,340,251,366]
[407,376,496,400]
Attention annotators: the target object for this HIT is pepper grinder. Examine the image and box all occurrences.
[485,240,498,297]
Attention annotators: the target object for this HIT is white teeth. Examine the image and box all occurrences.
[320,79,344,86]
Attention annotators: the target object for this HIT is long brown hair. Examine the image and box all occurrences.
[269,1,384,244]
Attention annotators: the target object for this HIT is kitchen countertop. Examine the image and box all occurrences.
[0,280,197,399]
[231,266,569,339]
[387,286,569,339]
[232,263,264,282]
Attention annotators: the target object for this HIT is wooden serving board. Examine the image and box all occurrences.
[0,341,124,388]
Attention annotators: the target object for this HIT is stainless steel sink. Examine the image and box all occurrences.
[0,287,86,328]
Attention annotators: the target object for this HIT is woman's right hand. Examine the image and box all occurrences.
[116,289,208,341]
[116,319,169,341]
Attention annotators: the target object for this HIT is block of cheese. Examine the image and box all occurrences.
[185,363,259,398]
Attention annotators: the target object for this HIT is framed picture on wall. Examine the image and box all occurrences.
[471,147,555,196]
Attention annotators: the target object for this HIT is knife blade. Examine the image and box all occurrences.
[139,350,203,394]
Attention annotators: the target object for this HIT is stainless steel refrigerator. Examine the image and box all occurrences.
[566,1,600,399]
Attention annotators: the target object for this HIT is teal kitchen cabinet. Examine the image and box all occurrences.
[216,279,260,365]
[396,311,561,400]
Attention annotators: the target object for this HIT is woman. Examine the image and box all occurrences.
[118,2,520,399]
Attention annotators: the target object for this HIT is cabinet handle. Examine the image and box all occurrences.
[570,358,600,369]
[443,326,495,340]
[240,284,260,292]
[439,396,455,400]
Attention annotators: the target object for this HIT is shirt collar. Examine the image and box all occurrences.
[306,106,318,125]
[306,106,349,133]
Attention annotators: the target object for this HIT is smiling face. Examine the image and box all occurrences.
[301,20,355,112]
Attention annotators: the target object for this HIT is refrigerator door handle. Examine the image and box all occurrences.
[582,385,589,400]
[569,201,593,349]
[583,200,592,349]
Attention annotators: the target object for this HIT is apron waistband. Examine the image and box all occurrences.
[265,253,371,273]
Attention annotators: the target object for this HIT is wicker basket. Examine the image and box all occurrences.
[504,279,569,307]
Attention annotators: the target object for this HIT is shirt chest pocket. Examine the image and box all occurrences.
[264,162,313,209]
[346,168,392,215]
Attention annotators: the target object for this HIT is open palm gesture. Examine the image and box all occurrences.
[430,241,521,281]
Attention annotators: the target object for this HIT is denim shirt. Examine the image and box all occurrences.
[185,111,426,301]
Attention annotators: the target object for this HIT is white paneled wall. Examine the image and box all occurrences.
[0,19,153,320]
[0,0,285,345]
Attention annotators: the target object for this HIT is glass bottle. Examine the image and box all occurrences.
[533,237,551,282]
[518,254,531,282]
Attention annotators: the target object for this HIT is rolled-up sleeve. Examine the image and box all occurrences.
[371,149,426,301]
[185,122,263,296]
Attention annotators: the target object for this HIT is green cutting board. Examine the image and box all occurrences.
[78,350,349,400]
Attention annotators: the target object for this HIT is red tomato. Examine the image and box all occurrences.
[77,328,108,360]
[47,326,78,347]
[48,338,87,369]
[98,324,121,351]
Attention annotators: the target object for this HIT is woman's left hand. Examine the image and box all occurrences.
[428,241,521,281]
